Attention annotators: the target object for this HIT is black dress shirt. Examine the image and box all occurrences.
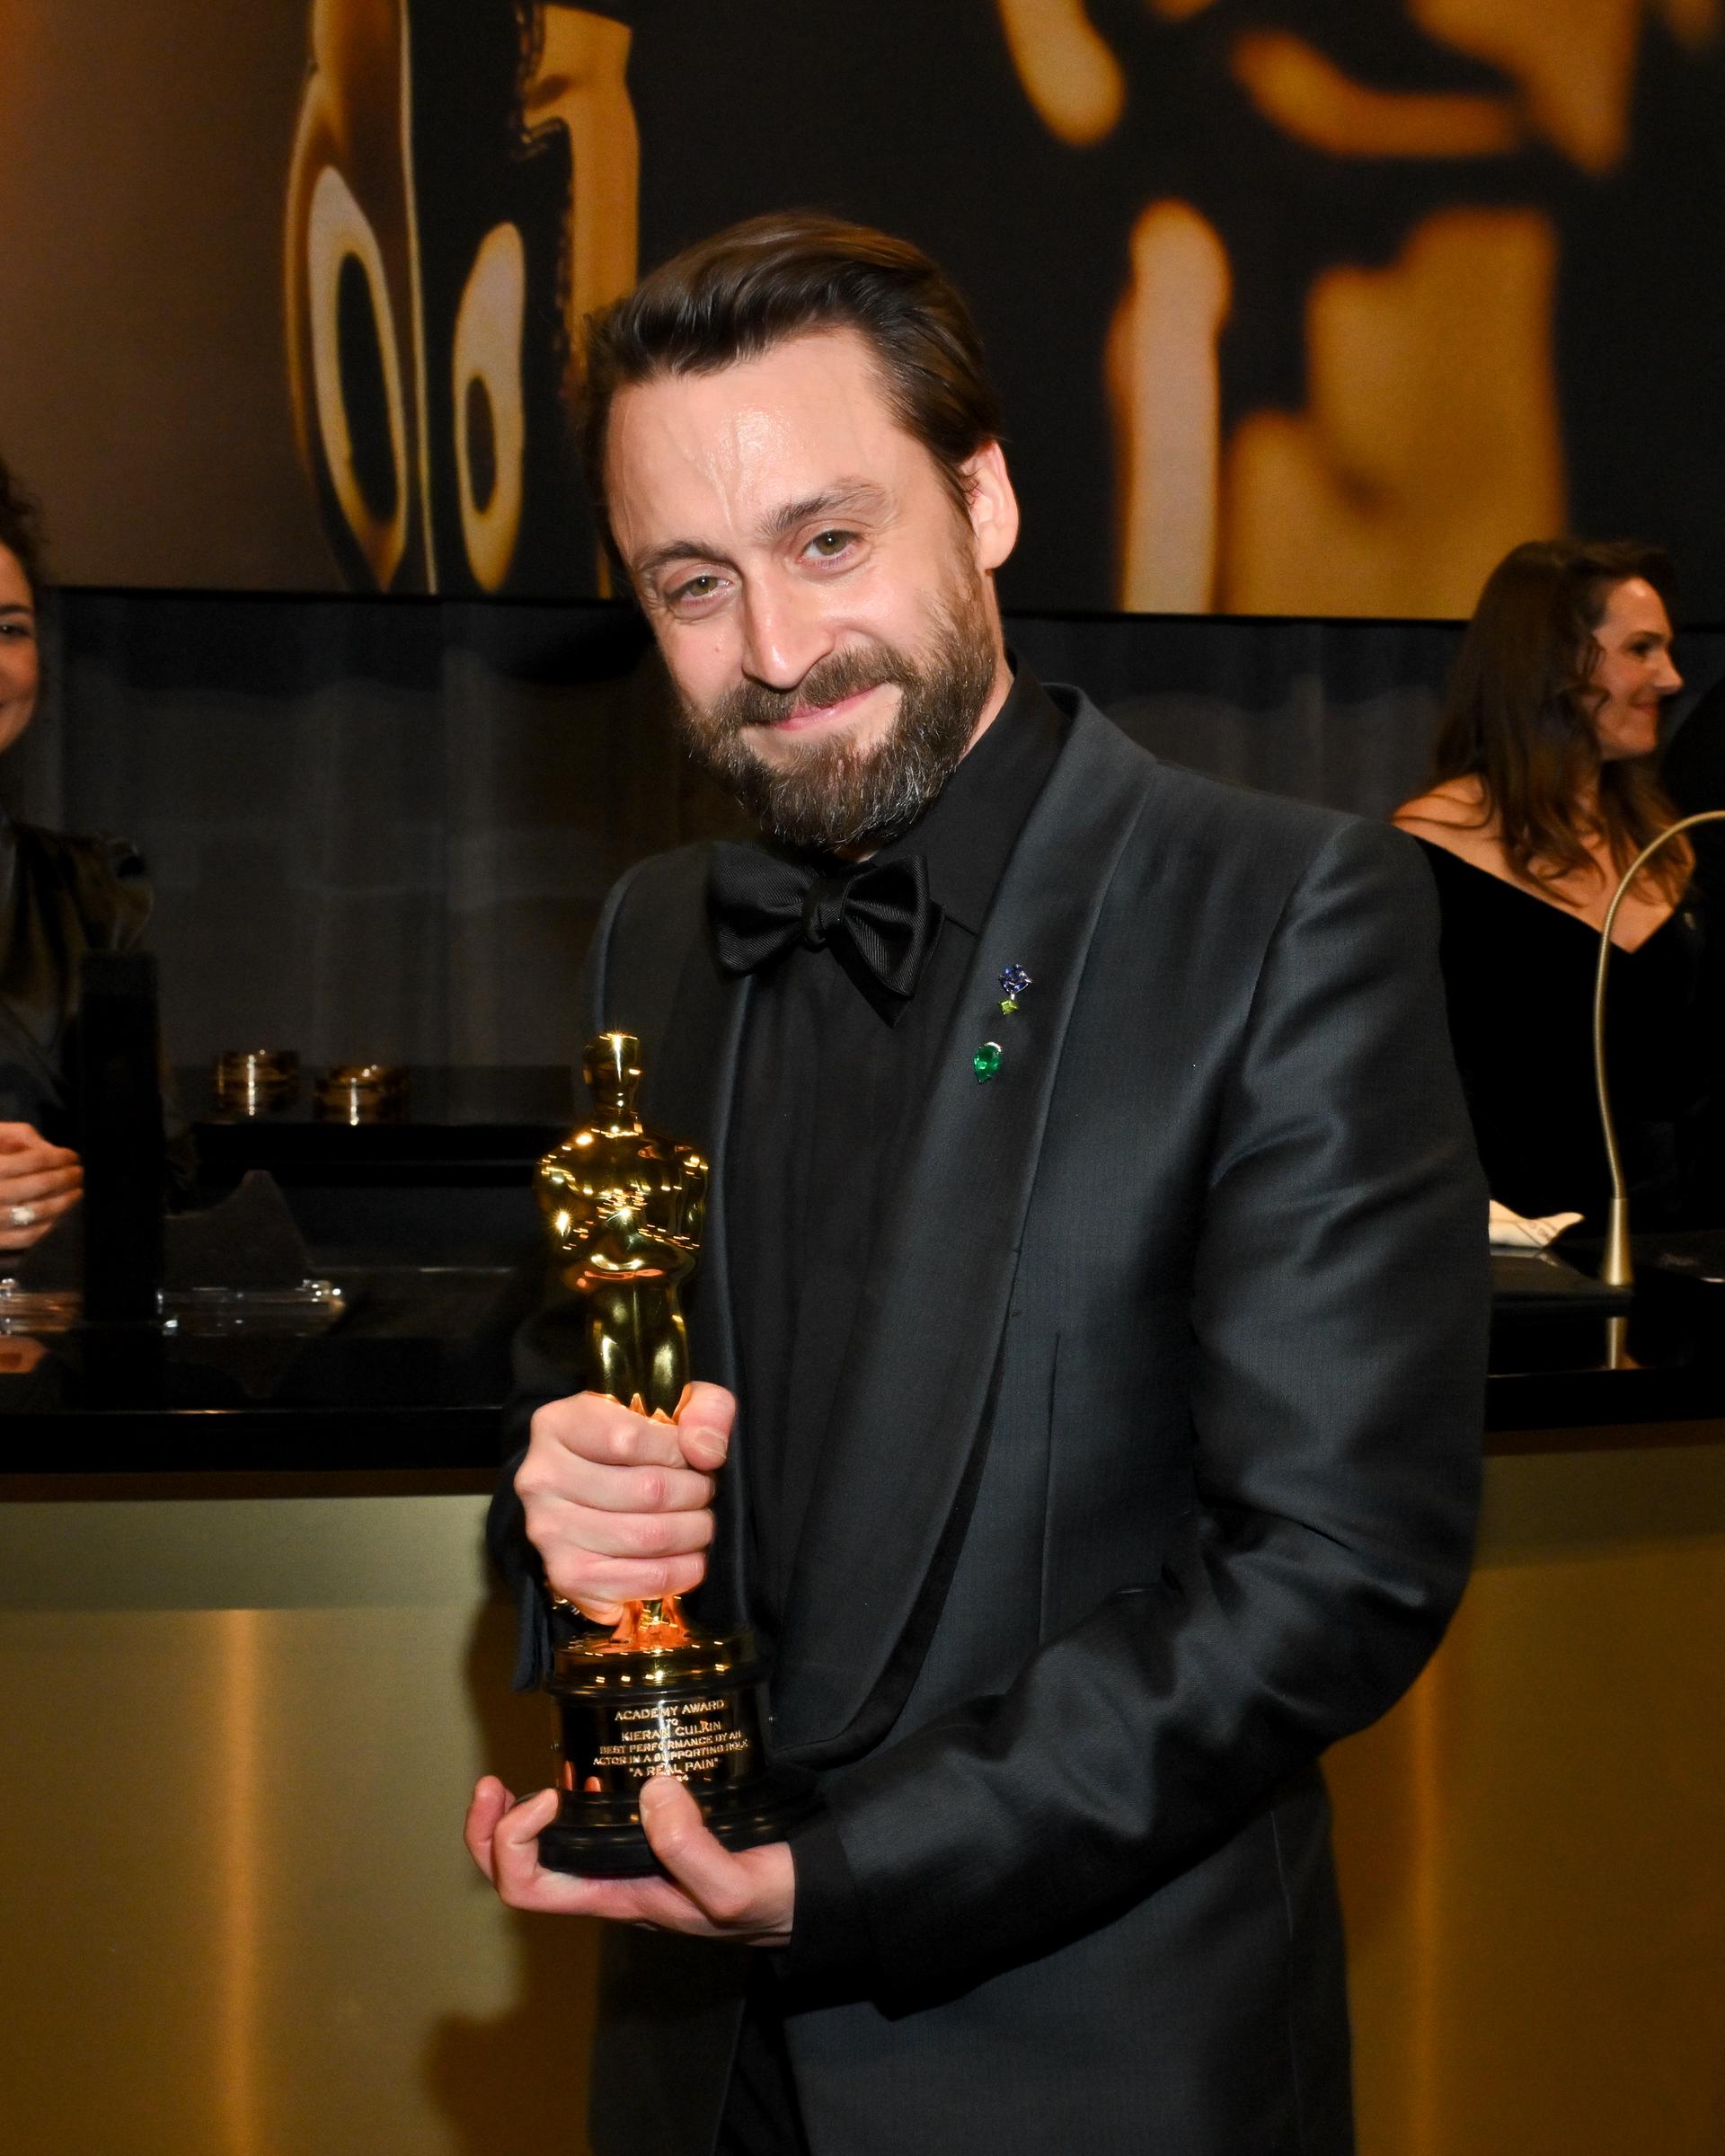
[709,669,1065,2123]
[721,667,1066,1643]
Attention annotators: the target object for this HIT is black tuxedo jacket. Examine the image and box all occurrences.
[492,684,1490,2156]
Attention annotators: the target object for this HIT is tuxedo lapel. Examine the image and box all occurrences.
[773,696,1154,1755]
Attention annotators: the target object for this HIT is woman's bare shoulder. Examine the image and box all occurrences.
[1390,776,1490,833]
[1390,780,1507,873]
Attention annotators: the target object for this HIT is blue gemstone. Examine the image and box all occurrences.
[999,963,1031,997]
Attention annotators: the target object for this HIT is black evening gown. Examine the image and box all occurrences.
[0,817,152,1146]
[1664,683,1725,913]
[1412,835,1722,1233]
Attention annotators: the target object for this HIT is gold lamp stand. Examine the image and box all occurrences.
[1592,808,1725,1287]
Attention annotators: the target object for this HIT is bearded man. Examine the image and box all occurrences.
[468,212,1489,2156]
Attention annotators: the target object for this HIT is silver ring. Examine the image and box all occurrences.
[7,1203,35,1229]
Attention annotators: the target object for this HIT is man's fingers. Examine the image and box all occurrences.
[472,1778,668,1921]
[547,1455,717,1519]
[464,1774,517,1881]
[552,1501,714,1561]
[465,1772,791,1938]
[676,1382,736,1471]
[495,1782,562,1859]
[527,1392,691,1471]
[486,1786,620,1915]
[543,1550,708,1609]
[517,1387,732,1630]
[638,1777,755,1924]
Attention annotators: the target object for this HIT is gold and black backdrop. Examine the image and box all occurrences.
[6,0,1725,609]
[3,0,1725,1060]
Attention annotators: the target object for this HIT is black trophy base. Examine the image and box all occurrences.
[539,1763,818,1878]
[541,1623,818,1878]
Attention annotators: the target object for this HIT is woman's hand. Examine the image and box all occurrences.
[0,1123,82,1251]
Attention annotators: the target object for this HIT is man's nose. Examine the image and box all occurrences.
[739,580,836,693]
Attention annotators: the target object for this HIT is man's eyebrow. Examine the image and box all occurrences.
[0,604,31,621]
[631,482,892,585]
[760,482,890,542]
[632,537,721,584]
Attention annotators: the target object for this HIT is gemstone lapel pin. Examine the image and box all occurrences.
[977,966,1031,1080]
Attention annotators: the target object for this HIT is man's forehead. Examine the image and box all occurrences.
[626,324,890,418]
[606,329,913,507]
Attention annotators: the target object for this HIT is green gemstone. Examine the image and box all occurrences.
[974,1040,1003,1082]
[998,995,1019,1015]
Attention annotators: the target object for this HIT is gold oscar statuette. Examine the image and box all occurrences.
[533,1031,813,1876]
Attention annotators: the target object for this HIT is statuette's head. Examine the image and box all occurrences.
[536,1034,708,1283]
[582,1031,643,1127]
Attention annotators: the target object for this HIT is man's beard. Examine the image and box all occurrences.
[670,575,999,852]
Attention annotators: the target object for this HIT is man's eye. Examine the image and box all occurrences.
[807,529,855,559]
[669,574,723,607]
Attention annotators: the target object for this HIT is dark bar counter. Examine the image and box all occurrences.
[2,1233,1721,1477]
[1,1065,572,1480]
[1485,1235,1725,1439]
[0,1260,534,1477]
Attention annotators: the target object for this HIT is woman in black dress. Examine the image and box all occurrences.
[1393,538,1718,1233]
[0,459,155,1259]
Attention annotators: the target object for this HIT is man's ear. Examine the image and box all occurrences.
[962,441,1020,574]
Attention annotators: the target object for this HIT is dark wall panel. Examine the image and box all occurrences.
[10,590,1722,1072]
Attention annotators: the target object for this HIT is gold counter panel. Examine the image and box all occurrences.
[0,1489,600,2156]
[2,1436,1721,2153]
[1331,1433,1725,2156]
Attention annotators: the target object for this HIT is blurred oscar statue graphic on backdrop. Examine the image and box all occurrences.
[995,0,1720,615]
[285,0,638,596]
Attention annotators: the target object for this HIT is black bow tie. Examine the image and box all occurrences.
[707,844,939,1020]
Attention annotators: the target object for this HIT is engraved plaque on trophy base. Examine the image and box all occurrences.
[540,1629,818,1878]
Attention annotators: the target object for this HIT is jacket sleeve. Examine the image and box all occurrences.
[792,817,1491,1998]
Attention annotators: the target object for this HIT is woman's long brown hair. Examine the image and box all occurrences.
[0,455,46,605]
[1430,537,1692,901]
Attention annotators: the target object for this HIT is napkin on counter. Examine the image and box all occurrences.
[1488,1199,1584,1250]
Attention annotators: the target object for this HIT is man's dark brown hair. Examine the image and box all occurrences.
[577,212,1003,565]
[1429,536,1690,898]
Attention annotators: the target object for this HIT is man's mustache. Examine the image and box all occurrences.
[700,643,915,738]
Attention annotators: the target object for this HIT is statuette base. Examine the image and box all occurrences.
[541,1626,816,1878]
